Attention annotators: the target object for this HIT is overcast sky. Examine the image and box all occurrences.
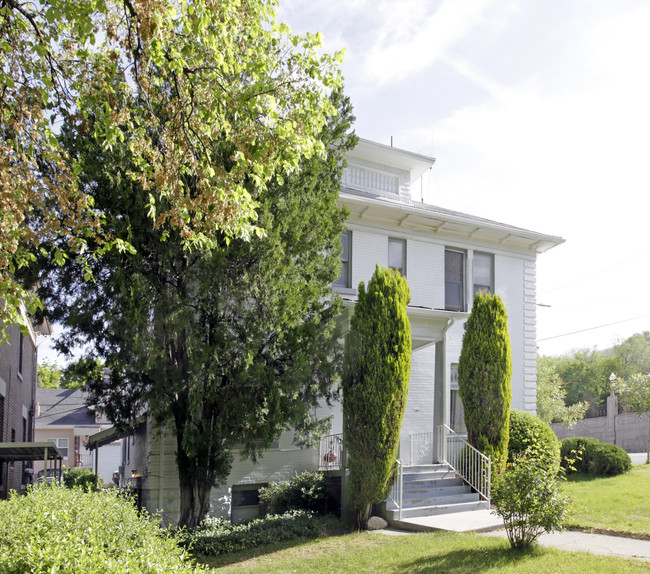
[278,0,650,357]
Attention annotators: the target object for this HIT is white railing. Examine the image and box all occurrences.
[437,424,491,504]
[388,459,404,520]
[76,453,93,468]
[410,431,434,465]
[318,433,344,471]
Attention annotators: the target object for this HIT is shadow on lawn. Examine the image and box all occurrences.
[194,536,325,569]
[399,545,545,573]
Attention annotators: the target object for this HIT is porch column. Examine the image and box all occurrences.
[432,318,454,463]
[432,340,446,462]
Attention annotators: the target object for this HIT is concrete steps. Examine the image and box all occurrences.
[385,463,489,524]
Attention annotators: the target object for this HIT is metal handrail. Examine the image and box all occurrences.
[410,431,434,465]
[388,459,404,520]
[437,424,491,503]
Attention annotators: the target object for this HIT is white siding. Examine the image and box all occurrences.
[408,240,444,309]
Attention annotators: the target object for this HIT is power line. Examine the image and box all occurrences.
[541,247,650,295]
[538,313,650,342]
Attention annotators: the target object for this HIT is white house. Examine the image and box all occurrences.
[97,139,564,525]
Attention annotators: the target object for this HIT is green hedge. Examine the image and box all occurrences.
[258,470,328,515]
[508,410,560,471]
[560,437,632,476]
[179,510,325,556]
[63,467,102,491]
[0,484,203,573]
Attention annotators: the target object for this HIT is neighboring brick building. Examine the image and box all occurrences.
[0,310,45,496]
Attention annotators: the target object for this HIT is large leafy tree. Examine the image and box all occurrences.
[1,0,343,340]
[342,266,411,530]
[536,356,588,426]
[37,361,62,389]
[36,89,356,528]
[458,292,512,472]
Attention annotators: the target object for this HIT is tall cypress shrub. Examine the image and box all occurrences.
[342,265,411,530]
[458,292,512,473]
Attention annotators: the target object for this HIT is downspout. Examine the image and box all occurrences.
[158,426,165,515]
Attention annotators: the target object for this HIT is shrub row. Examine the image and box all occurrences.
[0,485,203,574]
[560,437,632,476]
[179,510,325,556]
[258,470,328,515]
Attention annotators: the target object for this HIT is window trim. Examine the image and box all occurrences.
[388,237,406,277]
[333,230,352,290]
[46,438,69,460]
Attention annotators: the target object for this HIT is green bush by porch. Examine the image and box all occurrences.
[458,292,512,473]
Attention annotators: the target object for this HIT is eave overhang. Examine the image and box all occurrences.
[340,191,565,255]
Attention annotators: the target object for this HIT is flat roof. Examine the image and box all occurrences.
[0,442,63,462]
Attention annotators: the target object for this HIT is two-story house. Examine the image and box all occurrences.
[95,139,563,525]
[34,388,122,485]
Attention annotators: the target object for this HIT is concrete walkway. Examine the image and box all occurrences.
[483,529,650,561]
[378,514,650,561]
[377,456,650,560]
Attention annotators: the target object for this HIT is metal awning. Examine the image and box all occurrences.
[86,416,146,450]
[0,442,63,462]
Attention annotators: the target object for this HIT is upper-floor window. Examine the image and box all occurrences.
[445,249,465,311]
[333,231,351,289]
[46,438,69,459]
[388,238,406,276]
[473,252,494,296]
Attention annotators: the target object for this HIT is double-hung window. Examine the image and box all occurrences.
[445,249,465,311]
[388,238,406,276]
[473,252,494,296]
[334,231,351,288]
[46,438,69,459]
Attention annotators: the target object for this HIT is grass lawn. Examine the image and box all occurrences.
[564,463,650,537]
[200,530,650,573]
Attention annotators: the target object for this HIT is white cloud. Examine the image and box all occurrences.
[362,0,498,85]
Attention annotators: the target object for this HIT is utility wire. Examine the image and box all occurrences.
[538,313,650,342]
[541,248,650,295]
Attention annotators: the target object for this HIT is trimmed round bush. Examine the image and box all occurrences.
[0,484,203,573]
[590,443,632,475]
[560,437,602,474]
[508,410,560,471]
[560,437,632,476]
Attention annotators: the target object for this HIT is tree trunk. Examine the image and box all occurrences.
[355,504,371,530]
[178,476,212,529]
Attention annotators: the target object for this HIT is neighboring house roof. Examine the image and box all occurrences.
[35,388,97,427]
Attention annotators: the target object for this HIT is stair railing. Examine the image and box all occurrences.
[409,431,434,465]
[388,459,404,520]
[437,424,491,505]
